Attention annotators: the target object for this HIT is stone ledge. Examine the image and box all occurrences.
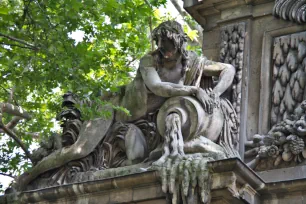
[0,171,163,204]
[0,158,265,204]
[3,158,306,203]
[209,158,265,190]
[257,165,306,183]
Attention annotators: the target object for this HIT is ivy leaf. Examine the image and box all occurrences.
[0,7,9,15]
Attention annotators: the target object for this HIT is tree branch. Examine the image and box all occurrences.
[0,42,37,51]
[9,87,14,104]
[0,32,38,51]
[0,103,33,163]
[0,128,40,140]
[0,120,33,164]
[3,117,22,130]
[0,172,15,179]
[0,85,19,106]
[170,0,203,45]
[0,103,31,120]
[125,56,137,67]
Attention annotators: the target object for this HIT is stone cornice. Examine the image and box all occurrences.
[183,0,275,29]
[3,159,306,203]
[0,159,264,204]
[273,0,306,24]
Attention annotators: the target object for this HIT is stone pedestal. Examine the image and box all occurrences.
[3,159,306,203]
[0,159,258,204]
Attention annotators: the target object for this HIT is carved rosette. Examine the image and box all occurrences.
[220,22,246,122]
[271,31,306,127]
[273,0,306,24]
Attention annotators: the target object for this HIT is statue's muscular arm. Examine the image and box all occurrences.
[139,55,198,98]
[203,61,235,97]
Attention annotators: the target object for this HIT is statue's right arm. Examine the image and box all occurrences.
[139,55,198,98]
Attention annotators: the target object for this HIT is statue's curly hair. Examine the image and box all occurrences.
[151,21,189,76]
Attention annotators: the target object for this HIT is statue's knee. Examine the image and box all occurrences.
[125,124,148,161]
[69,145,89,159]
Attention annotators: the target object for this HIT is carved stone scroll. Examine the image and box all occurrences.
[271,31,306,127]
[220,22,246,123]
[273,0,306,24]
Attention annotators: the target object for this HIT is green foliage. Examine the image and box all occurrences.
[153,8,201,54]
[74,98,130,121]
[0,0,166,190]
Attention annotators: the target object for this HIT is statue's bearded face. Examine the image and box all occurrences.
[156,35,177,59]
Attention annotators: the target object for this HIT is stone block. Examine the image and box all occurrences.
[132,185,163,201]
[109,189,133,203]
[136,199,167,204]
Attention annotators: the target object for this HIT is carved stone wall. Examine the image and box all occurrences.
[220,22,246,122]
[241,31,306,171]
[184,0,306,143]
[271,31,306,127]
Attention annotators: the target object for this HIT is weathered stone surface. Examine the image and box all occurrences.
[183,0,306,146]
[9,20,242,204]
[0,159,264,204]
[219,22,246,123]
[5,158,306,204]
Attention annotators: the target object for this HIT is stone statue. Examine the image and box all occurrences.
[15,21,239,204]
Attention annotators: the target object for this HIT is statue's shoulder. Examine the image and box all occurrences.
[187,51,209,68]
[139,53,155,68]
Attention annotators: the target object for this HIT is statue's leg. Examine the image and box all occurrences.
[154,113,185,165]
[16,118,112,190]
[184,136,226,160]
[121,124,148,166]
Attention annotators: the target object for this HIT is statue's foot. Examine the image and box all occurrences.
[184,136,227,160]
[152,154,213,204]
[152,148,186,167]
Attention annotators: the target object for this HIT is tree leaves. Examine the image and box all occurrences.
[0,0,166,190]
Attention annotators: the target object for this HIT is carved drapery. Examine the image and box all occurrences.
[271,31,306,127]
[220,22,246,122]
[273,0,306,24]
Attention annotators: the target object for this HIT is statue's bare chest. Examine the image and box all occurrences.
[157,64,183,84]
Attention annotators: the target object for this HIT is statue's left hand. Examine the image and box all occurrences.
[195,88,214,114]
[209,91,221,108]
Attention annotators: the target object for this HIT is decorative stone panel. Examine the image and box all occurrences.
[220,22,246,122]
[270,31,306,126]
